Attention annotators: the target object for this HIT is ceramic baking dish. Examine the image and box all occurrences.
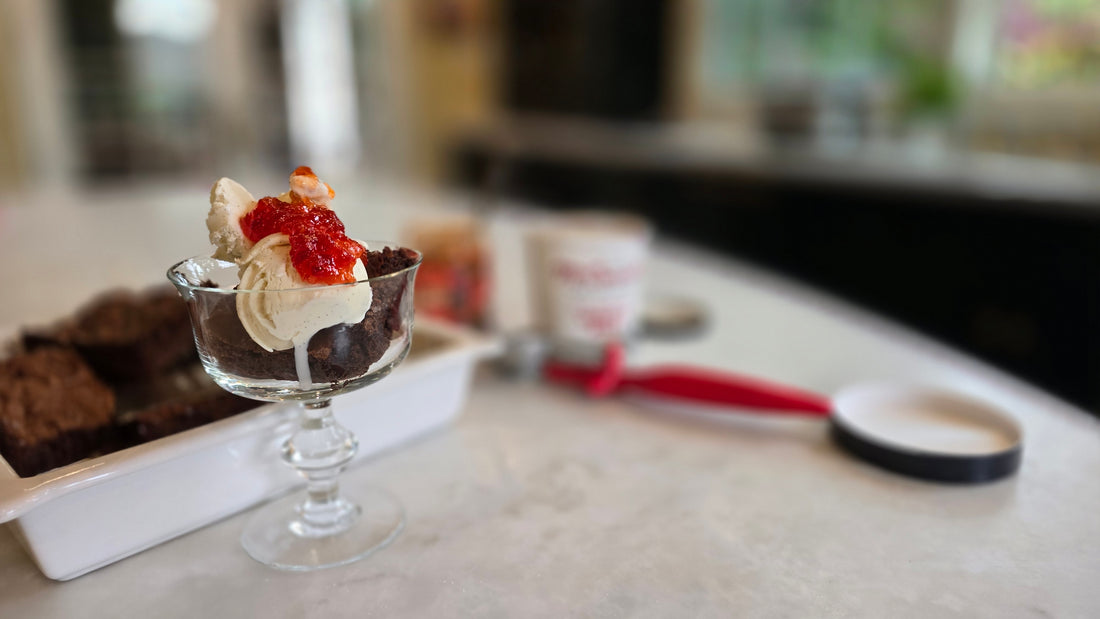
[0,319,499,580]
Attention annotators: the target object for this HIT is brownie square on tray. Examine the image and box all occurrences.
[0,347,117,478]
[121,392,258,444]
[23,286,197,383]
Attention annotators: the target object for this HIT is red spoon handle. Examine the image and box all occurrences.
[621,366,832,416]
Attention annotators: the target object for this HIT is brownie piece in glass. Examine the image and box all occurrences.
[192,247,420,383]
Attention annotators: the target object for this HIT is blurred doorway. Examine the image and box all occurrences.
[55,0,290,182]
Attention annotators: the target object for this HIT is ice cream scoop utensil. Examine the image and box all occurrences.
[544,347,831,416]
[544,344,1023,483]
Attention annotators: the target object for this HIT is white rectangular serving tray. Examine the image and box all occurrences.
[0,319,499,581]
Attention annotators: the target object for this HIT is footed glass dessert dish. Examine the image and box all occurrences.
[168,241,421,571]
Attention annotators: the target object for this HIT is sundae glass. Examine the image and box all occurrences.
[168,168,421,570]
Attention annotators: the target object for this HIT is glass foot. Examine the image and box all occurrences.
[241,487,404,571]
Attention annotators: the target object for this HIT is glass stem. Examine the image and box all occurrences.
[282,399,361,537]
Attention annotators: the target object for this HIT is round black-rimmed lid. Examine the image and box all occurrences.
[828,384,1023,483]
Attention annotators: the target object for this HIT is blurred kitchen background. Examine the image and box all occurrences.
[2,0,1100,410]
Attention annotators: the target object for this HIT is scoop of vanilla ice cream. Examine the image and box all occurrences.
[207,178,256,262]
[236,234,372,352]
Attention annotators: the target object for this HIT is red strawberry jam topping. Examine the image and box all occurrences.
[239,172,363,285]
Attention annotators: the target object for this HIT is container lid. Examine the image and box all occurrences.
[829,384,1023,483]
[642,296,708,340]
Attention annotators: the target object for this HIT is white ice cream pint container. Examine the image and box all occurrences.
[528,212,651,363]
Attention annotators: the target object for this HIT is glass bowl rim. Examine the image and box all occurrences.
[167,242,422,295]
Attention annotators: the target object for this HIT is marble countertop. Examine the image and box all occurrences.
[0,182,1098,617]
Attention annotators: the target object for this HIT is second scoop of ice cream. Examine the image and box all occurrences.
[236,233,373,352]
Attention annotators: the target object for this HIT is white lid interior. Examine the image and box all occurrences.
[833,384,1022,457]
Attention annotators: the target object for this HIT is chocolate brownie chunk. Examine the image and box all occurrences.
[111,361,258,441]
[121,392,257,444]
[366,246,420,334]
[365,246,420,278]
[194,248,419,383]
[23,287,197,383]
[0,347,116,478]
